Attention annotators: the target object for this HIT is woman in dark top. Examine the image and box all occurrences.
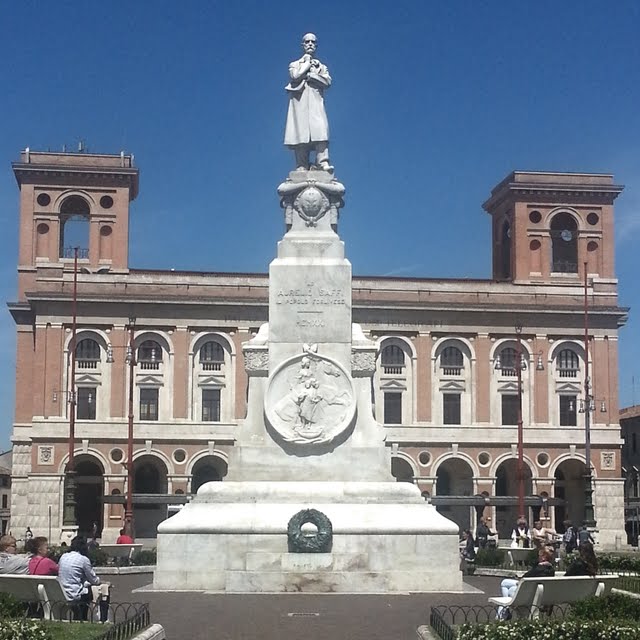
[521,545,555,578]
[565,541,598,576]
[460,529,476,560]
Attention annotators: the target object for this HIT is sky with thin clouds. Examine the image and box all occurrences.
[0,1,639,448]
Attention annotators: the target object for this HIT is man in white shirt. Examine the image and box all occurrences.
[58,537,101,620]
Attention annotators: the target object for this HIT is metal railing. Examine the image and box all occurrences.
[604,571,640,594]
[139,361,160,370]
[382,366,404,375]
[96,603,151,640]
[62,247,89,259]
[552,260,578,274]
[77,360,99,369]
[430,603,571,639]
[16,600,150,639]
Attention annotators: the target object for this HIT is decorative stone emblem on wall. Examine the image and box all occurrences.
[243,348,269,376]
[38,445,54,465]
[351,349,377,377]
[278,177,345,230]
[600,451,616,470]
[287,508,333,553]
[265,348,355,445]
[293,186,330,227]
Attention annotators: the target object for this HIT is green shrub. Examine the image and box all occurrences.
[599,553,640,574]
[0,592,27,619]
[48,544,108,566]
[569,593,640,622]
[0,620,52,640]
[475,548,506,567]
[132,548,157,565]
[87,547,109,567]
[458,619,640,640]
[46,545,69,564]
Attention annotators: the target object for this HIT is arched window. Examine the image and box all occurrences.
[497,347,518,376]
[557,349,579,378]
[199,341,224,371]
[441,346,463,375]
[138,340,162,370]
[500,220,512,279]
[75,338,100,369]
[59,195,90,259]
[381,344,405,374]
[551,213,578,273]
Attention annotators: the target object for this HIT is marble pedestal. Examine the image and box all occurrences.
[154,481,463,593]
[153,168,463,593]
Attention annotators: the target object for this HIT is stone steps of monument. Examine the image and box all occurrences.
[246,551,370,572]
[222,568,460,592]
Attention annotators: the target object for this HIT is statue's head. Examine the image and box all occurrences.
[301,33,317,56]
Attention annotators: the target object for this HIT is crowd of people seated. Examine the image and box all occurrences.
[0,532,103,621]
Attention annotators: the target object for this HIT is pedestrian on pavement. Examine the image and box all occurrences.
[561,520,577,555]
[510,517,531,548]
[578,525,595,545]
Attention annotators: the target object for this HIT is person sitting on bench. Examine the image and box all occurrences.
[565,541,598,577]
[497,545,555,619]
[0,535,30,574]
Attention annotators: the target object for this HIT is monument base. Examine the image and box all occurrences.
[153,482,464,593]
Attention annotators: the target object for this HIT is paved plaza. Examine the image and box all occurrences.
[107,573,500,640]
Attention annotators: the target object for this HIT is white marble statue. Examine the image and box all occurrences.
[284,33,333,172]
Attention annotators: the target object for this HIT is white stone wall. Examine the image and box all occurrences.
[595,478,626,548]
[24,475,62,535]
[9,444,31,537]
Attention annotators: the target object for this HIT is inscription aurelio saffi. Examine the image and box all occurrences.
[276,282,346,306]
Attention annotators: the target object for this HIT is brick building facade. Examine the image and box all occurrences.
[8,150,628,544]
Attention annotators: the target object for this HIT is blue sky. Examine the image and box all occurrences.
[1,1,639,449]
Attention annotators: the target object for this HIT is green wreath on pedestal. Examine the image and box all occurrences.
[287,508,333,553]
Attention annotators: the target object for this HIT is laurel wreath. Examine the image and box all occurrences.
[287,508,333,553]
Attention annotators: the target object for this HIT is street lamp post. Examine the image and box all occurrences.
[494,325,529,523]
[125,318,136,538]
[582,263,597,529]
[106,317,137,539]
[63,247,79,531]
[515,324,525,520]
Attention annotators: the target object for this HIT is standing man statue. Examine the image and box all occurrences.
[284,33,333,173]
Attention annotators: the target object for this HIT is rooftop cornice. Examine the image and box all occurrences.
[483,172,624,212]
[16,291,628,320]
[12,163,139,200]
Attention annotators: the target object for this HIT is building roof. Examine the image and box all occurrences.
[621,405,640,420]
[0,450,12,474]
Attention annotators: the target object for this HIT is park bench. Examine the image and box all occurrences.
[0,574,68,620]
[488,574,619,619]
[498,546,533,567]
[0,574,112,622]
[99,543,143,562]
